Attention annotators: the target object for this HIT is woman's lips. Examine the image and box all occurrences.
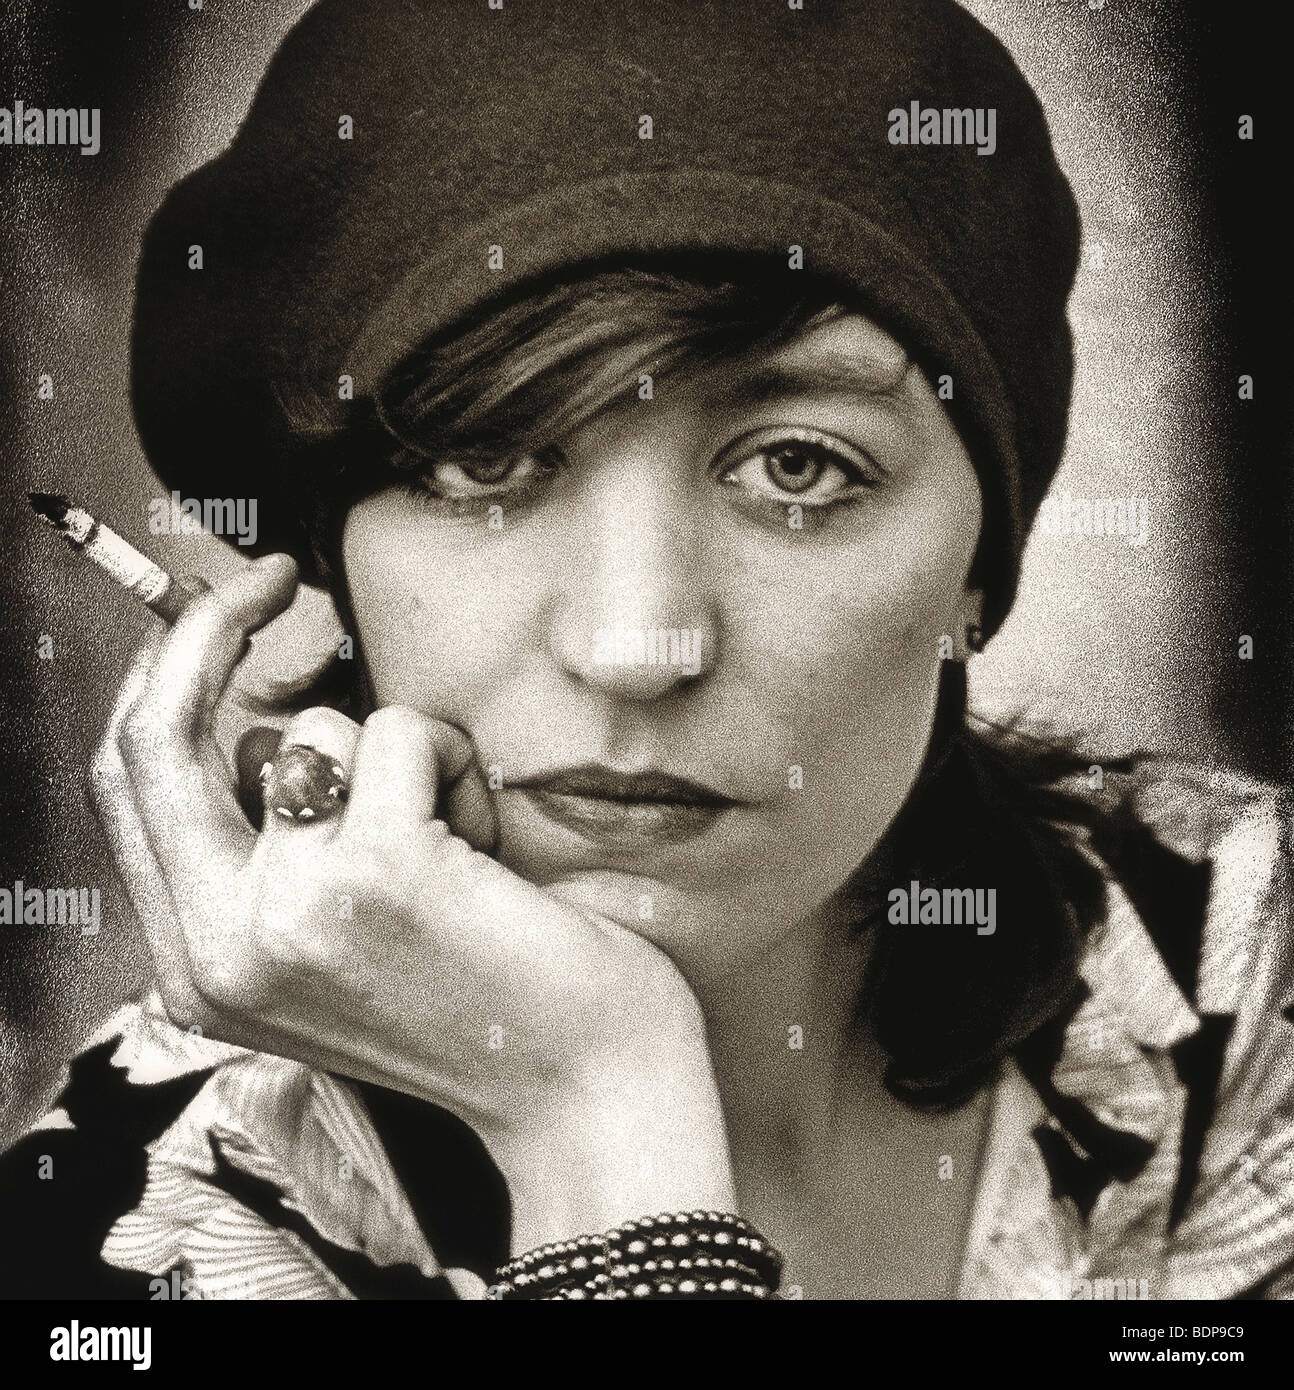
[505,765,740,849]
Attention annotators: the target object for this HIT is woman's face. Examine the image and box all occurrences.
[342,309,982,985]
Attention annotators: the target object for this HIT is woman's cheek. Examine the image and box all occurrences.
[756,557,954,845]
[344,511,538,712]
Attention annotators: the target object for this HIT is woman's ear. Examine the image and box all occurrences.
[955,586,986,660]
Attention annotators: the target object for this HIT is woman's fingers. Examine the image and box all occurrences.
[345,707,459,827]
[89,642,203,1016]
[346,707,497,851]
[120,555,300,898]
[443,755,498,853]
[143,554,299,744]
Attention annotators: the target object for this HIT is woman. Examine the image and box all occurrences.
[4,0,1292,1300]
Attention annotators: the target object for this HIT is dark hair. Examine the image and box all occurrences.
[282,262,1115,1111]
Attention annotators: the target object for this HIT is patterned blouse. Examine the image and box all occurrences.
[4,759,1293,1299]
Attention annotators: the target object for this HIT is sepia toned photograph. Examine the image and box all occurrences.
[0,0,1287,1364]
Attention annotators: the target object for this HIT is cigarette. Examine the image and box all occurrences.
[28,492,198,624]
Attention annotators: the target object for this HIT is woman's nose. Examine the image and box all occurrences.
[547,465,719,701]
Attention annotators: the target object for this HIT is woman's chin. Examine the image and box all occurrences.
[490,810,721,951]
[488,789,801,969]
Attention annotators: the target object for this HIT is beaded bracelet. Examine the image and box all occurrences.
[489,1211,784,1300]
[610,1212,783,1286]
[492,1232,609,1298]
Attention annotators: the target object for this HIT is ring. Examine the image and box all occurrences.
[260,744,350,824]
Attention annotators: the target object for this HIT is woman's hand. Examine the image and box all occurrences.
[89,554,736,1250]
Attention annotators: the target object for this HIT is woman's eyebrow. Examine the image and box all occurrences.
[722,354,913,406]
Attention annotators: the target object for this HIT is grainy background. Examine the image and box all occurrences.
[0,0,1286,1147]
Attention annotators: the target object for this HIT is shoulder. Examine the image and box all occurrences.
[966,754,1294,1299]
[1071,755,1293,1026]
[1061,757,1294,1296]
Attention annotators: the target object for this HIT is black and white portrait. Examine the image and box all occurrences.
[0,0,1287,1353]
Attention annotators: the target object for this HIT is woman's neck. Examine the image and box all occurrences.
[695,895,881,1194]
[689,897,994,1298]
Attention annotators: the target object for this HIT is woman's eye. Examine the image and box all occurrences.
[403,447,561,512]
[718,431,880,509]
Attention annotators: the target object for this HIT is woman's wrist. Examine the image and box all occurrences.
[488,1031,738,1255]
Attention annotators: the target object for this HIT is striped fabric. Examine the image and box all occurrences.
[78,998,481,1299]
[961,765,1294,1299]
[22,761,1294,1300]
